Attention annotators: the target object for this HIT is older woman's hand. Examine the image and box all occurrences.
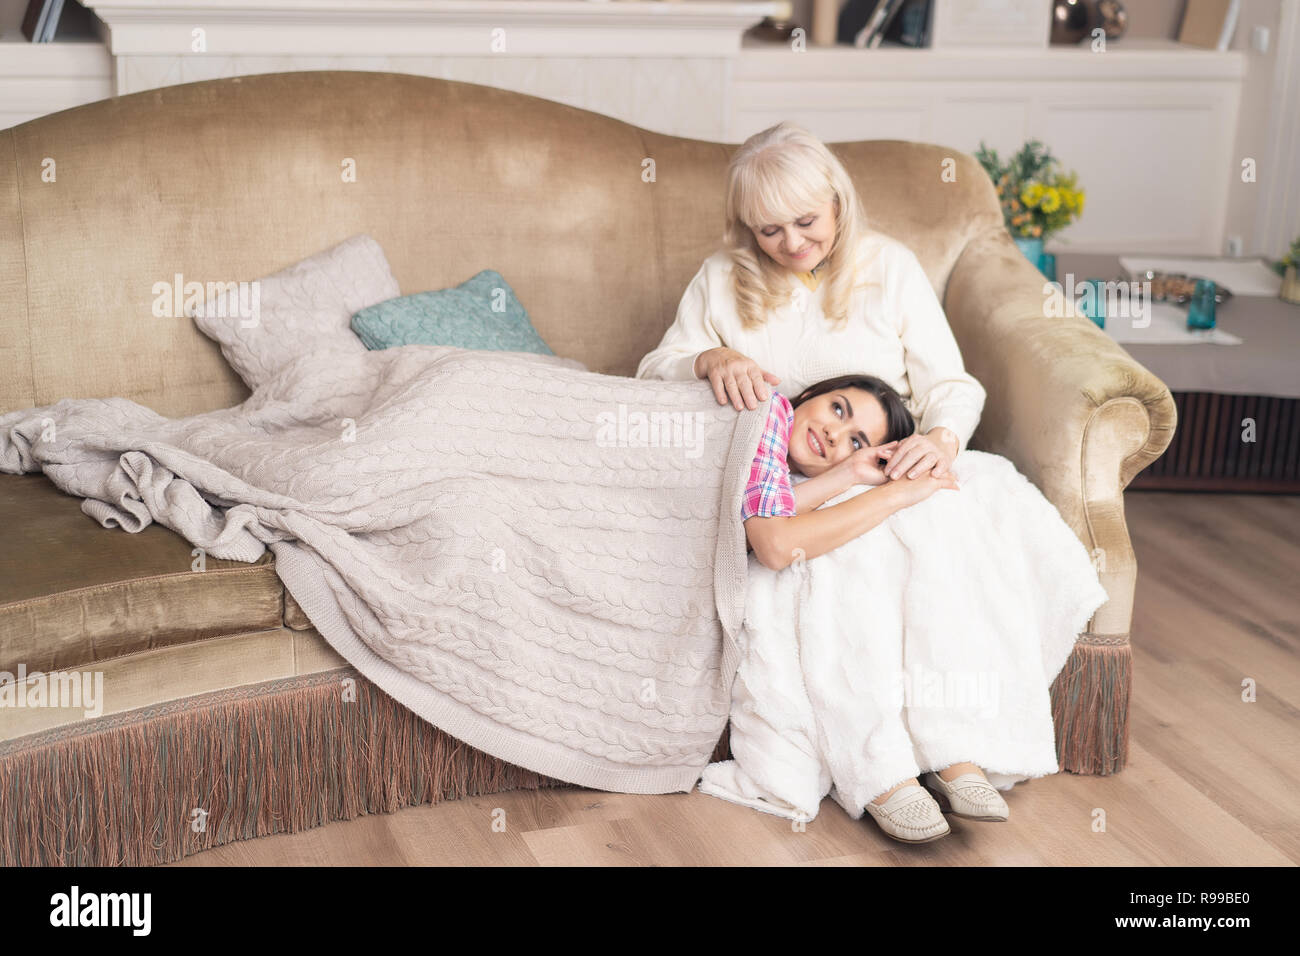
[694,347,781,411]
[887,427,959,480]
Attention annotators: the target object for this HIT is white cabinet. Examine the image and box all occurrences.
[0,38,112,130]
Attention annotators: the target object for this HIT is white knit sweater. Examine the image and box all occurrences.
[635,231,987,452]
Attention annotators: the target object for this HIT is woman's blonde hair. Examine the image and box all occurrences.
[723,122,874,331]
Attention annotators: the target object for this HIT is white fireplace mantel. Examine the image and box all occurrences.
[73,0,785,140]
[85,0,787,57]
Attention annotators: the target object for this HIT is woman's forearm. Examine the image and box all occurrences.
[747,481,909,570]
[791,466,853,514]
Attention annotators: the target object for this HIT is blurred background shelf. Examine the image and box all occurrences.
[0,0,1292,259]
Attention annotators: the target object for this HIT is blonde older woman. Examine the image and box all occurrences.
[636,121,985,485]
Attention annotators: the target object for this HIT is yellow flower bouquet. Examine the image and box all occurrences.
[975,140,1085,241]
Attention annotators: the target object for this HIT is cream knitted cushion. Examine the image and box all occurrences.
[188,234,400,389]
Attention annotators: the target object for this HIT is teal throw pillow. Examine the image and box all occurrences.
[350,269,554,355]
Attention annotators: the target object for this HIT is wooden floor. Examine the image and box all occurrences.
[174,492,1300,866]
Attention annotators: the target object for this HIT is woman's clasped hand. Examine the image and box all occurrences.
[885,429,957,480]
[840,443,959,501]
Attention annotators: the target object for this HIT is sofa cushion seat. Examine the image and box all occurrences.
[0,474,285,674]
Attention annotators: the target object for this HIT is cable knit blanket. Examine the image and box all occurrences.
[0,346,768,794]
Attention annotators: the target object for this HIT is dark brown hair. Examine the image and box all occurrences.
[789,374,915,446]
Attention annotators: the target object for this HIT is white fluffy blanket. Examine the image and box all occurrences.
[698,449,1109,821]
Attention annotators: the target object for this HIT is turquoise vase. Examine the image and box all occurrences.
[1187,279,1217,330]
[1013,235,1056,281]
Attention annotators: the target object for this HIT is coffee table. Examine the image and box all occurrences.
[1041,252,1298,492]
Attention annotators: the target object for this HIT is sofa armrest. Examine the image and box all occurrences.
[943,227,1177,635]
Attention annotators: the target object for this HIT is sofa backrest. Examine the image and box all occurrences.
[0,70,1001,418]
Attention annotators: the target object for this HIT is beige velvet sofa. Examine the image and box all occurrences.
[0,71,1176,866]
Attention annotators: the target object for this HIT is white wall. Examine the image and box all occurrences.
[1222,0,1292,256]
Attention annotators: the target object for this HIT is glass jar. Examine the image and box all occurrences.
[1187,278,1217,330]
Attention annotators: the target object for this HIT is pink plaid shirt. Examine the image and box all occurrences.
[741,391,797,521]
